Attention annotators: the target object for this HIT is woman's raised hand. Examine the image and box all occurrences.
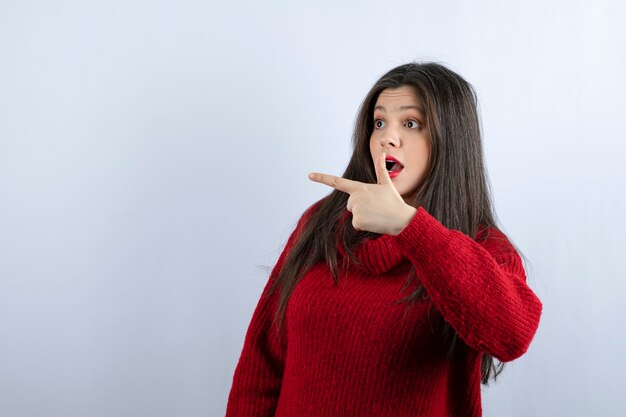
[308,152,417,236]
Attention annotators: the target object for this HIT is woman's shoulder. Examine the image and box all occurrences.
[298,198,325,224]
[475,223,522,261]
[286,199,325,240]
[475,223,507,240]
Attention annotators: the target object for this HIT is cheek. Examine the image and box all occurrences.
[421,144,432,168]
[412,141,430,166]
[402,152,427,177]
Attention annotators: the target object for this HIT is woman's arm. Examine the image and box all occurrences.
[225,204,314,416]
[390,207,543,362]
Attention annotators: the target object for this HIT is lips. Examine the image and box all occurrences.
[385,155,404,178]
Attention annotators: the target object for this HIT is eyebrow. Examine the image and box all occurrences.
[374,105,425,114]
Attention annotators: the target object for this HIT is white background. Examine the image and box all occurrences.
[1,1,624,416]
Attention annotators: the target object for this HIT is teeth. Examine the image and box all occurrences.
[386,160,403,172]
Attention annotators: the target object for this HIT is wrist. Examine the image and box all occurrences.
[392,205,417,235]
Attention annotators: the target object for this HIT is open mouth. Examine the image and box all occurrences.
[385,159,404,173]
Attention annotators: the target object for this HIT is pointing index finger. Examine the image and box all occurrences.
[308,172,361,194]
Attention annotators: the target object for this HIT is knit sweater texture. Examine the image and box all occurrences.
[226,204,543,417]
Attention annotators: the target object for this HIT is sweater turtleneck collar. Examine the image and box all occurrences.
[336,209,408,275]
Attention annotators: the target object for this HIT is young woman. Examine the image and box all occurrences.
[225,62,543,417]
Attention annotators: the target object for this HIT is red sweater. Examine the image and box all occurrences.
[226,205,542,416]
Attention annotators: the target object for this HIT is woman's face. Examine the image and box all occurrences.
[369,85,431,206]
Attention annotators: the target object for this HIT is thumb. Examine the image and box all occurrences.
[375,152,393,186]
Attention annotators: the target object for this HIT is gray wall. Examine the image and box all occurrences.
[1,1,624,416]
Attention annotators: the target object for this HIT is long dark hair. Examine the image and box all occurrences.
[268,61,516,385]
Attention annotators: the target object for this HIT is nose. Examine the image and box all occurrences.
[380,135,400,148]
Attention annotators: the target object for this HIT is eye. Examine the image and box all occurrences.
[374,119,385,129]
[406,119,422,129]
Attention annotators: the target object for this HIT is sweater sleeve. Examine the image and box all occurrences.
[390,206,543,362]
[225,203,317,416]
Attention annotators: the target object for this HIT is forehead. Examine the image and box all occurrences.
[374,85,423,113]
